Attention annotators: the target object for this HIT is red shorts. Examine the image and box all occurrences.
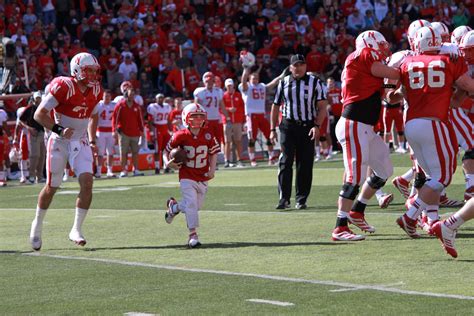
[320,116,329,138]
[246,113,270,140]
[383,107,404,133]
[0,135,4,164]
[20,131,29,160]
[154,124,171,152]
[206,120,224,145]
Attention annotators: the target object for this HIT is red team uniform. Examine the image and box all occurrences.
[46,76,103,187]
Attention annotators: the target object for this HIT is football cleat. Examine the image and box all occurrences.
[0,181,6,187]
[165,197,179,224]
[404,194,417,211]
[377,193,394,209]
[30,236,42,251]
[188,233,201,248]
[348,211,376,233]
[392,176,411,199]
[106,172,116,178]
[332,226,366,241]
[119,171,128,178]
[68,230,87,246]
[431,221,458,258]
[395,147,407,154]
[417,215,437,236]
[396,214,421,238]
[250,161,258,167]
[439,195,464,207]
[464,186,474,202]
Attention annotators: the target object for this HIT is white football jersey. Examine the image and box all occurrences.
[387,50,413,69]
[193,87,223,120]
[147,102,172,125]
[97,101,116,129]
[239,82,266,115]
[15,107,28,133]
[0,109,8,125]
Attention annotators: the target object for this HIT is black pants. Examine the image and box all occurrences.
[278,119,315,205]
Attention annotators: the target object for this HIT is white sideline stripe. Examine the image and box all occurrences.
[124,313,159,316]
[330,282,405,293]
[0,208,399,216]
[246,299,294,307]
[23,253,474,301]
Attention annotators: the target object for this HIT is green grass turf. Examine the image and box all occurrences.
[1,153,474,315]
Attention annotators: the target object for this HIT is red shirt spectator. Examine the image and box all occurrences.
[113,98,144,137]
[166,68,185,94]
[223,90,245,124]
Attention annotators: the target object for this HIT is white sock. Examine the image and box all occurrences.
[72,207,88,232]
[315,146,320,157]
[337,209,348,218]
[440,188,446,196]
[401,168,415,182]
[425,206,440,223]
[249,152,255,161]
[466,174,474,189]
[155,160,160,169]
[20,160,29,178]
[375,189,384,200]
[31,206,47,237]
[445,213,465,230]
[406,198,427,219]
[107,166,112,174]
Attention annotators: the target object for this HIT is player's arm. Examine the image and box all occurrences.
[451,88,468,108]
[241,67,251,92]
[34,93,73,139]
[386,85,406,104]
[88,112,98,143]
[455,73,474,95]
[371,62,400,80]
[207,153,217,179]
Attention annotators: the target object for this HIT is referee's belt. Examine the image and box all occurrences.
[282,118,314,126]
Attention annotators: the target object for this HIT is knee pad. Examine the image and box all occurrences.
[414,172,427,189]
[266,139,273,146]
[339,183,360,200]
[425,178,444,193]
[319,136,327,142]
[248,139,256,147]
[397,131,404,136]
[462,149,474,161]
[367,174,386,190]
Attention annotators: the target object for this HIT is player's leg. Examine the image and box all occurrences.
[69,143,95,246]
[31,138,67,250]
[130,136,143,176]
[96,132,106,178]
[118,133,130,177]
[160,129,171,173]
[153,126,161,174]
[432,198,474,258]
[233,123,244,166]
[19,131,30,183]
[105,133,116,177]
[349,129,393,232]
[333,118,368,241]
[178,179,201,247]
[246,115,258,167]
[0,137,5,186]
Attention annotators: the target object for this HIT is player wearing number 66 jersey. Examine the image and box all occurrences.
[388,26,474,239]
[163,103,220,248]
[193,72,230,147]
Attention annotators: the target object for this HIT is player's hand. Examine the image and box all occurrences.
[62,128,74,139]
[166,158,182,170]
[309,126,320,141]
[270,130,278,144]
[90,143,98,156]
[207,171,215,179]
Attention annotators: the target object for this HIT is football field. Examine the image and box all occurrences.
[1,154,474,315]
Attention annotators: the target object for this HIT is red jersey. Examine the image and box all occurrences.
[223,91,245,124]
[327,87,343,117]
[47,76,103,140]
[166,128,220,182]
[168,109,184,132]
[112,99,144,137]
[341,48,384,107]
[400,54,467,123]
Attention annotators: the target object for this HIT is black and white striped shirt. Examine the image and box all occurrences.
[273,74,326,121]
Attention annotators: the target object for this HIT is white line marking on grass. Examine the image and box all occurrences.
[23,253,474,301]
[330,282,405,292]
[246,299,294,307]
[124,312,159,316]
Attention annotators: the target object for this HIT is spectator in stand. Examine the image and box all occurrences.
[166,64,186,97]
[112,87,145,178]
[82,20,102,58]
[347,9,366,36]
[223,78,245,168]
[374,0,389,23]
[364,10,378,29]
[452,7,470,28]
[118,54,138,82]
[22,8,38,35]
[277,37,296,70]
[356,0,374,16]
[42,0,56,26]
[324,53,343,82]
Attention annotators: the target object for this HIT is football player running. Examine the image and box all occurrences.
[30,52,103,250]
[163,103,220,248]
[388,27,474,240]
[332,30,400,241]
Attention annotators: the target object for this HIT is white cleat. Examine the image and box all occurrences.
[30,236,42,251]
[69,230,87,246]
[188,234,201,248]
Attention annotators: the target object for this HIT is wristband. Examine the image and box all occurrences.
[382,84,397,89]
[52,124,65,136]
[270,128,276,132]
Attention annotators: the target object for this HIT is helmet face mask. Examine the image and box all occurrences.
[355,30,391,58]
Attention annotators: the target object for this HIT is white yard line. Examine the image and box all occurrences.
[123,312,159,316]
[246,299,294,307]
[330,282,405,292]
[23,253,474,301]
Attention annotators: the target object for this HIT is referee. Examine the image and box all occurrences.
[270,54,327,210]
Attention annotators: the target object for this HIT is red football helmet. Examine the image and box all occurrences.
[182,103,207,129]
[70,52,100,87]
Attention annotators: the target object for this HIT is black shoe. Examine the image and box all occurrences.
[295,203,307,210]
[276,200,290,209]
[155,168,160,175]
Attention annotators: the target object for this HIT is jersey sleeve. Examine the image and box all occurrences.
[193,88,201,100]
[48,77,70,103]
[165,131,181,152]
[208,136,220,155]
